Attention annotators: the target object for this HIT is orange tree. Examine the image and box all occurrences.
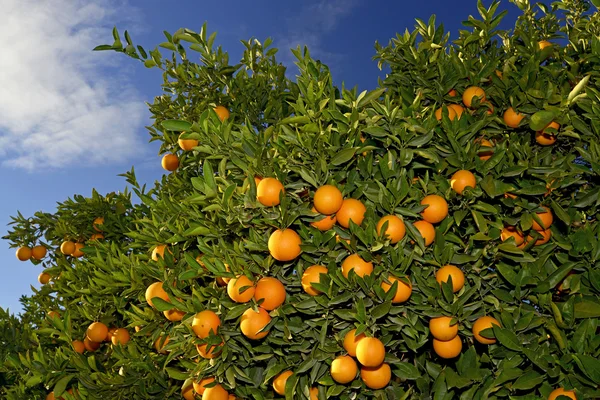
[2,0,600,398]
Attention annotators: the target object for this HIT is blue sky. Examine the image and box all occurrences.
[0,0,522,313]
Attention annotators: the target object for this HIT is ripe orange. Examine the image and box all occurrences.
[529,228,552,246]
[503,107,525,128]
[87,322,109,343]
[38,272,51,285]
[500,226,525,246]
[31,245,47,260]
[483,101,495,115]
[193,377,215,395]
[462,86,485,108]
[380,275,412,303]
[448,89,457,97]
[472,316,501,344]
[15,246,31,261]
[257,177,285,206]
[240,307,271,340]
[436,265,465,293]
[314,185,343,215]
[538,40,552,50]
[93,217,104,231]
[420,195,448,224]
[376,215,406,243]
[413,220,435,246]
[309,387,319,400]
[254,277,286,310]
[227,275,256,303]
[89,233,104,241]
[301,265,328,296]
[197,342,223,359]
[433,336,462,359]
[341,254,374,278]
[272,370,293,395]
[477,138,494,160]
[72,243,85,258]
[451,170,476,195]
[448,104,465,119]
[213,105,230,122]
[192,310,221,338]
[203,383,229,400]
[532,206,553,230]
[268,229,302,261]
[161,154,179,171]
[178,133,198,151]
[330,355,358,384]
[72,340,85,354]
[429,316,459,341]
[360,362,391,390]
[343,329,366,357]
[106,327,117,342]
[434,105,457,121]
[48,310,60,319]
[59,241,75,256]
[151,244,170,261]
[163,308,186,322]
[547,388,576,400]
[145,282,170,308]
[182,385,195,400]
[536,121,559,145]
[310,207,337,231]
[111,328,130,346]
[154,335,170,353]
[355,337,385,367]
[84,337,101,352]
[336,198,366,228]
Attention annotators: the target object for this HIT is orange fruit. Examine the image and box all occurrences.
[429,316,459,341]
[532,206,553,230]
[15,246,31,261]
[161,154,179,171]
[154,335,170,353]
[93,217,104,231]
[433,336,462,359]
[448,89,457,97]
[111,328,130,346]
[413,220,436,246]
[434,105,457,121]
[436,265,465,293]
[105,327,117,342]
[145,282,170,308]
[254,277,286,310]
[240,307,271,340]
[330,355,358,384]
[336,198,366,228]
[341,254,374,278]
[193,377,215,395]
[197,342,223,359]
[203,383,229,400]
[301,265,328,296]
[313,185,343,215]
[547,388,576,400]
[182,385,195,400]
[503,107,525,128]
[484,101,495,115]
[536,121,559,145]
[60,241,75,255]
[272,370,293,395]
[47,310,60,319]
[72,243,85,258]
[500,226,525,246]
[380,275,412,303]
[164,308,186,322]
[178,133,198,151]
[539,40,552,50]
[472,316,501,344]
[257,177,285,206]
[529,228,552,246]
[309,387,319,400]
[360,362,391,390]
[83,337,101,352]
[87,322,108,343]
[477,138,494,160]
[151,244,170,261]
[448,104,465,119]
[213,105,230,122]
[355,337,385,367]
[420,194,448,224]
[268,229,302,261]
[31,245,47,260]
[72,340,85,354]
[192,310,221,338]
[343,329,366,357]
[38,272,51,285]
[310,207,337,231]
[227,275,256,303]
[376,215,406,243]
[89,233,104,241]
[451,170,476,195]
[462,86,486,108]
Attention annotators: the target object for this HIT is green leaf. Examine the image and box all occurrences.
[574,299,600,318]
[150,297,175,312]
[330,148,357,166]
[573,354,600,384]
[161,119,192,132]
[492,326,522,351]
[529,110,556,131]
[393,362,421,380]
[512,369,544,390]
[53,374,73,397]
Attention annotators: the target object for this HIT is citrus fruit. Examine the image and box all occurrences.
[48,310,60,319]
[413,220,435,246]
[273,370,293,395]
[448,89,457,97]
[38,272,51,285]
[336,198,366,228]
[268,228,302,261]
[182,385,195,400]
[31,245,47,260]
[72,340,85,354]
[240,307,271,340]
[111,328,130,346]
[163,308,186,321]
[341,254,373,278]
[532,206,553,230]
[503,107,525,128]
[145,281,170,308]
[343,329,366,357]
[89,233,104,241]
[477,138,494,160]
[310,208,337,231]
[203,383,229,400]
[436,265,465,293]
[301,265,328,296]
[60,241,76,255]
[154,335,170,353]
[420,194,448,224]
[360,362,391,390]
[213,105,230,122]
[380,275,412,303]
[161,154,179,171]
[538,40,552,50]
[254,277,286,310]
[15,246,31,261]
[376,215,406,243]
[197,342,223,359]
[309,387,319,400]
[178,133,198,151]
[450,170,476,195]
[429,316,459,341]
[547,388,576,400]
[257,177,285,206]
[433,336,462,359]
[151,244,170,261]
[500,226,525,246]
[313,184,343,215]
[105,327,117,342]
[72,243,85,258]
[227,275,256,303]
[355,337,385,367]
[448,104,465,119]
[86,322,109,343]
[527,228,552,246]
[434,105,457,121]
[93,217,104,231]
[536,121,559,145]
[193,377,215,395]
[330,355,358,384]
[462,86,486,108]
[472,316,501,344]
[192,310,221,338]
[84,337,101,352]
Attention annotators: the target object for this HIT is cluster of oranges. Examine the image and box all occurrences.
[65,321,130,358]
[161,106,230,172]
[500,206,554,248]
[15,244,47,262]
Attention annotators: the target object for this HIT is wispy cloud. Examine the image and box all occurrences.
[0,0,147,171]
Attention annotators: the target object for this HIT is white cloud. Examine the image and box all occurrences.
[0,0,147,170]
